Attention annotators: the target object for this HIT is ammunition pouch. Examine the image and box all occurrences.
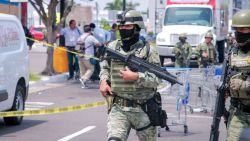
[231,98,250,113]
[141,92,167,128]
[106,95,114,114]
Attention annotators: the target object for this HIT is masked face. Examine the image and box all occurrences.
[119,24,135,40]
[235,27,250,52]
[179,37,186,43]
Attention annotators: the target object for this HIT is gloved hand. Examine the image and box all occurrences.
[175,48,181,56]
[120,66,139,81]
[202,52,208,58]
[230,79,250,91]
[99,80,112,97]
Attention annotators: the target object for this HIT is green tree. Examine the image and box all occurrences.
[100,19,111,31]
[104,0,139,10]
[126,1,139,10]
[104,0,122,10]
[29,0,73,75]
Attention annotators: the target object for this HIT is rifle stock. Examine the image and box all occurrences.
[99,47,183,85]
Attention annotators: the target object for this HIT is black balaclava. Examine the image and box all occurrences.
[119,25,140,52]
[235,31,250,53]
[179,37,186,44]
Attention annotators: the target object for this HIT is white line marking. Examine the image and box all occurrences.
[26,102,54,105]
[25,108,40,110]
[57,126,96,141]
[25,105,45,108]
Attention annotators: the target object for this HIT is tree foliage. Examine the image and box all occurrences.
[28,0,73,75]
[126,1,139,10]
[104,0,139,11]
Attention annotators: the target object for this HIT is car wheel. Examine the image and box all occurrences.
[4,85,25,125]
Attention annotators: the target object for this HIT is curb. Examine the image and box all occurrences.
[29,73,68,88]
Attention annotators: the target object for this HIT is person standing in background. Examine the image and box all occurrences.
[89,23,111,81]
[77,25,102,88]
[61,19,82,80]
[109,23,117,42]
[195,32,217,68]
[172,33,192,68]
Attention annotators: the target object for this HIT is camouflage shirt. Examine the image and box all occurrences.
[195,42,216,67]
[99,39,161,100]
[172,41,192,68]
[229,48,250,106]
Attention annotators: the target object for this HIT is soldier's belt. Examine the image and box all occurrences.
[113,96,146,108]
[237,104,250,113]
[231,99,250,113]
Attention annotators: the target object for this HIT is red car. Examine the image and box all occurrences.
[29,25,45,41]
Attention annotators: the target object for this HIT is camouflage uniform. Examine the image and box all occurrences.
[195,32,216,68]
[226,10,250,141]
[100,10,160,141]
[172,40,192,68]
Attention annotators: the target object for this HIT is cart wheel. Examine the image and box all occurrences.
[202,109,208,113]
[190,107,194,114]
[165,125,170,131]
[184,125,188,134]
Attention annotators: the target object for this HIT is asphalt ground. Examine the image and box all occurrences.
[0,43,226,140]
[0,78,227,141]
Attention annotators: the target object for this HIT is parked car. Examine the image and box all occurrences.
[0,13,29,125]
[29,25,45,41]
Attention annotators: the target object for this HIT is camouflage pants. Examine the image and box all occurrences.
[107,104,157,141]
[227,109,250,141]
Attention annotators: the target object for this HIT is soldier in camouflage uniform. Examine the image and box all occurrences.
[195,32,217,68]
[99,10,160,141]
[172,33,192,68]
[226,9,250,141]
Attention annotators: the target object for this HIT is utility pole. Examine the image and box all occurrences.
[123,0,126,11]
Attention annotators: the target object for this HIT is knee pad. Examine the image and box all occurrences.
[108,137,122,141]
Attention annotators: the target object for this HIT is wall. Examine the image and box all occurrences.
[66,5,92,28]
[0,0,19,17]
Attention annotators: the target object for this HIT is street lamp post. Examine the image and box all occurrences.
[123,0,126,11]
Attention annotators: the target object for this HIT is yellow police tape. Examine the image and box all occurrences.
[0,101,106,117]
[26,37,100,61]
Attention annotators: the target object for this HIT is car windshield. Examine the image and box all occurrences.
[164,7,212,27]
[34,27,44,32]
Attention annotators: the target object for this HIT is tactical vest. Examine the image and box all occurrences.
[230,49,250,105]
[199,42,215,61]
[110,40,155,100]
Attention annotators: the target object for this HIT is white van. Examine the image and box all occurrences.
[0,14,29,125]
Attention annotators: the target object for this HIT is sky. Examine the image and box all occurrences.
[76,0,149,12]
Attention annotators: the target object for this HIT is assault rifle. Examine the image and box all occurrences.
[209,49,231,141]
[98,47,183,85]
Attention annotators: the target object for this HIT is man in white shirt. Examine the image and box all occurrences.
[77,25,101,88]
[61,19,81,80]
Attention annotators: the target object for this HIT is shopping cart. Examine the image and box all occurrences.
[158,68,191,137]
[189,66,222,114]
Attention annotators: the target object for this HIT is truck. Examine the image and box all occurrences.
[156,0,229,66]
[0,13,29,125]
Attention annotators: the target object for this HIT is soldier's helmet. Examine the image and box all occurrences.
[232,9,250,28]
[179,33,187,40]
[117,10,145,29]
[205,32,213,39]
